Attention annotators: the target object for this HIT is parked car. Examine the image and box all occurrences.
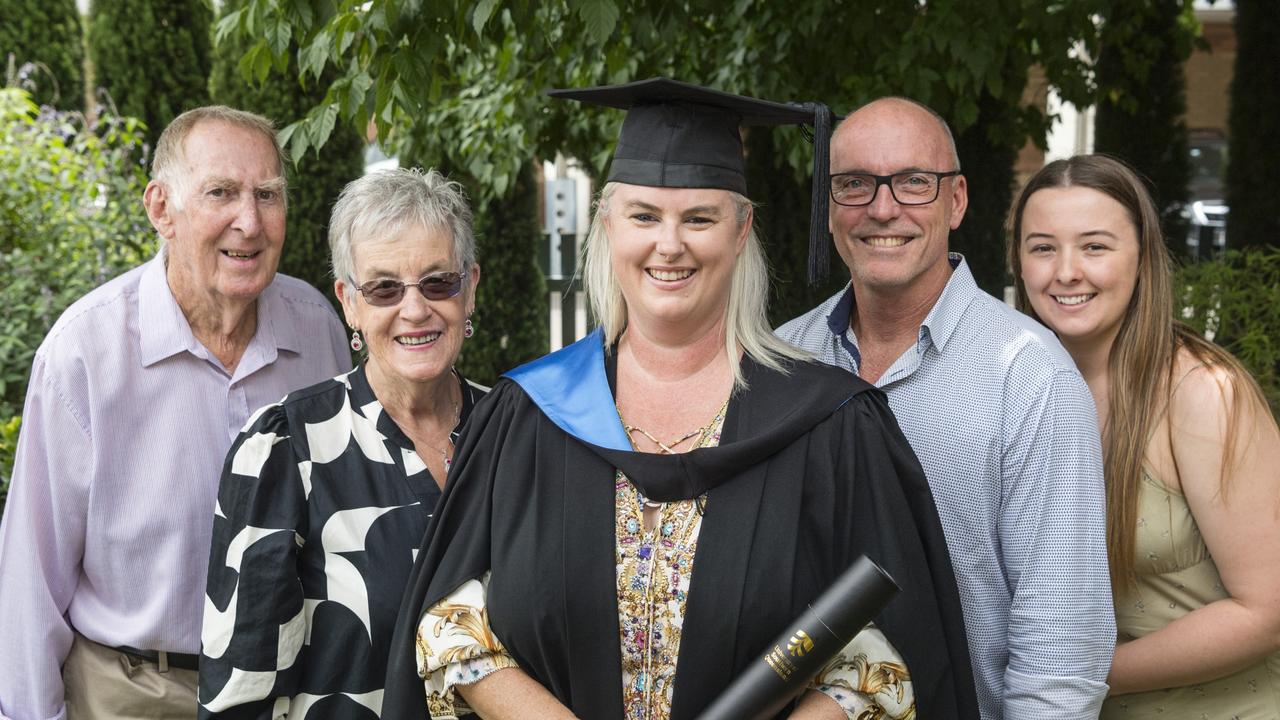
[1184,130,1228,259]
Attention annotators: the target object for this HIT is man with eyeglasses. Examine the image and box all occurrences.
[778,97,1113,719]
[0,107,350,719]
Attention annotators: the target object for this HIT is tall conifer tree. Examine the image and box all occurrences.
[88,0,211,147]
[0,0,84,110]
[1094,0,1195,259]
[1225,0,1280,249]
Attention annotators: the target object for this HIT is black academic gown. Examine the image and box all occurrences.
[384,332,977,719]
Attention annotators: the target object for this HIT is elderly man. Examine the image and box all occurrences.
[0,106,350,719]
[777,97,1114,719]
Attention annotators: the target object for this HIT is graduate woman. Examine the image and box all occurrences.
[384,79,978,719]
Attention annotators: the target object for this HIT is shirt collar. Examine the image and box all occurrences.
[256,279,303,355]
[137,249,301,371]
[918,253,981,353]
[138,252,204,367]
[823,253,980,355]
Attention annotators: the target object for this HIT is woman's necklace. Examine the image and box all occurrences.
[417,383,461,474]
[616,395,730,508]
[618,395,731,455]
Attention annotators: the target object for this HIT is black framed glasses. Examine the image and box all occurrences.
[355,271,467,307]
[829,170,961,207]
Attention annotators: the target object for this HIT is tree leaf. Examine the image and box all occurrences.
[571,0,619,44]
[214,8,245,46]
[472,0,499,35]
[266,17,291,56]
[300,31,331,81]
[309,103,339,154]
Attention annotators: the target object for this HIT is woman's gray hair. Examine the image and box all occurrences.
[582,182,808,389]
[329,168,476,296]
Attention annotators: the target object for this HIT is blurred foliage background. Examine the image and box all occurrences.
[1,0,1277,517]
[0,88,155,512]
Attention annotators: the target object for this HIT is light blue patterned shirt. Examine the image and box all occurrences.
[777,255,1114,720]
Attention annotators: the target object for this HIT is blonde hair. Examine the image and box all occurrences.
[151,106,285,211]
[583,182,807,388]
[1007,154,1273,591]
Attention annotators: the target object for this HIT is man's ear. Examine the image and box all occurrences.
[948,174,969,230]
[143,181,176,240]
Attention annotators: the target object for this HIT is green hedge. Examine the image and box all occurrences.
[0,88,155,515]
[1177,247,1280,415]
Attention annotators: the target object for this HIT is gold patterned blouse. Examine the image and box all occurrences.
[415,417,917,720]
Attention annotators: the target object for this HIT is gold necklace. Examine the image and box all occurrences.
[617,396,731,455]
[617,396,729,509]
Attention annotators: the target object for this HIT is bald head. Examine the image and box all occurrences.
[832,97,960,172]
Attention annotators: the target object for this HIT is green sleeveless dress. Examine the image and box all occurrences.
[1101,470,1280,719]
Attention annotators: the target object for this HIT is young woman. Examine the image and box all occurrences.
[1008,154,1280,718]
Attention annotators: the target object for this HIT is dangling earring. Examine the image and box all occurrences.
[350,329,364,351]
[463,318,474,338]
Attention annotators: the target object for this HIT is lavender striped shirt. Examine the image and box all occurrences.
[0,255,350,720]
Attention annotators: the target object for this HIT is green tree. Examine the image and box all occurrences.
[210,0,364,305]
[454,163,550,384]
[216,0,1109,339]
[89,0,212,148]
[217,1,1103,203]
[1225,0,1280,250]
[0,0,84,110]
[949,95,1024,296]
[1094,0,1197,260]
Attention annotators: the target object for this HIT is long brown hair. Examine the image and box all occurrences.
[1006,154,1270,591]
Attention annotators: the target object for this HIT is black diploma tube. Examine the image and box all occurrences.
[695,555,899,720]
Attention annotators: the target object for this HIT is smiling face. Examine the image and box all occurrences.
[145,120,287,311]
[336,223,479,392]
[829,99,967,300]
[603,183,749,341]
[1018,186,1141,353]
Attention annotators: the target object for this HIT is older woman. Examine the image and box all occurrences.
[198,168,486,718]
[1009,154,1280,719]
[383,79,976,720]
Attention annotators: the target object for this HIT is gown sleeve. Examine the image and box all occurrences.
[384,380,524,716]
[198,404,309,719]
[416,572,519,719]
[840,387,978,718]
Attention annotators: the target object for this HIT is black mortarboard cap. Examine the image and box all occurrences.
[549,77,834,284]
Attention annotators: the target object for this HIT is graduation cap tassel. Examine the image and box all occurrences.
[807,103,832,286]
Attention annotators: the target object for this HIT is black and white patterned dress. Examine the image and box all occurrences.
[198,364,486,719]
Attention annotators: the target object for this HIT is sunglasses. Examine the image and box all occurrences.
[355,271,467,307]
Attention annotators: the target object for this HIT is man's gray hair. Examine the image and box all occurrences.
[328,168,476,294]
[151,106,286,210]
[582,182,807,389]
